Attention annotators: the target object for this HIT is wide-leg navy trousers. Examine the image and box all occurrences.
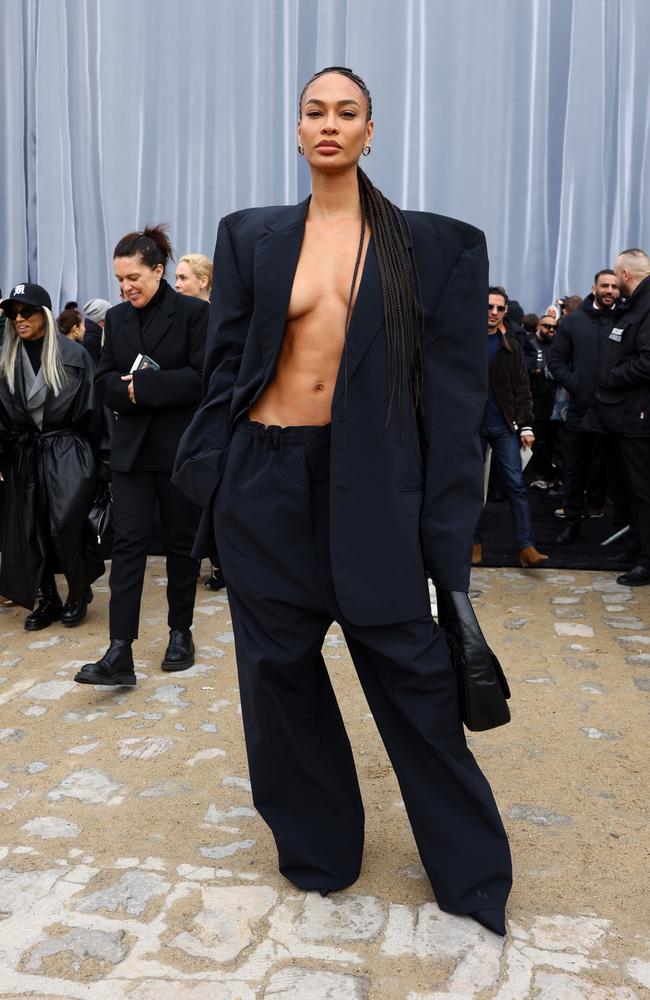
[214,419,512,917]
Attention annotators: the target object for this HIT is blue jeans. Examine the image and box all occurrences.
[474,425,535,549]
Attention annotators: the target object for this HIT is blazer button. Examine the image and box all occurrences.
[334,486,350,495]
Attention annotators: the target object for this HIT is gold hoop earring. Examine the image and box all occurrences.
[362,145,372,156]
[297,144,304,156]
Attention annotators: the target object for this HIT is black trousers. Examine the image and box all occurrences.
[531,418,559,482]
[109,469,200,640]
[213,420,512,917]
[563,430,608,524]
[620,437,650,567]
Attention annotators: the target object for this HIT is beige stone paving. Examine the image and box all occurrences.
[0,560,648,998]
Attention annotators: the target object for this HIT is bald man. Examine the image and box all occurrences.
[587,249,650,585]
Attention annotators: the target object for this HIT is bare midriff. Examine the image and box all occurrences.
[248,217,370,427]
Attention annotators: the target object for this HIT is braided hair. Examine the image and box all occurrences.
[300,67,424,427]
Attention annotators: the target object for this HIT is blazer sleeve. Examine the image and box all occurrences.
[131,300,208,408]
[420,231,488,592]
[94,310,133,414]
[172,216,252,507]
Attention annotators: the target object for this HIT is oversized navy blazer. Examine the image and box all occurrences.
[96,283,208,472]
[173,197,489,626]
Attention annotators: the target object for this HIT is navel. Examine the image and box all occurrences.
[313,381,325,392]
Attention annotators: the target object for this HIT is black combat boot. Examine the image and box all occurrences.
[74,640,137,687]
[161,628,195,672]
[24,575,63,631]
[61,587,93,627]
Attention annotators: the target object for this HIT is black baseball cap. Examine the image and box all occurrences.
[1,282,52,312]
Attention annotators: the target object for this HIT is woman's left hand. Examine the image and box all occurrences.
[120,374,136,404]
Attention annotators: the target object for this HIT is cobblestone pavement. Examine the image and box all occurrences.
[0,561,648,999]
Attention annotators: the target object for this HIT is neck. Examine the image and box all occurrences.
[308,166,362,221]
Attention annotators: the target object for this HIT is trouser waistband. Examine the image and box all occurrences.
[237,418,331,449]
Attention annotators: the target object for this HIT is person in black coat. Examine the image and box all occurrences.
[583,250,650,585]
[74,225,208,686]
[0,283,105,628]
[548,271,619,543]
[173,68,511,936]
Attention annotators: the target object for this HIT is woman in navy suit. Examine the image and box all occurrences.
[175,69,512,935]
[75,225,208,687]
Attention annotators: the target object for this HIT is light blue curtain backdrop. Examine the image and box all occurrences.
[1,0,649,312]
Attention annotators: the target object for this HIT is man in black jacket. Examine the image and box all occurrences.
[473,288,548,567]
[548,270,619,543]
[586,250,650,585]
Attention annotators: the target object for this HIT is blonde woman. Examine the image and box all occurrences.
[0,283,105,628]
[175,253,212,301]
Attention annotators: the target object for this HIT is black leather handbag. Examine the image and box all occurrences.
[436,589,511,731]
[87,482,113,560]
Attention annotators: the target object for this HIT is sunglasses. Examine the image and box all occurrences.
[488,304,506,312]
[539,323,557,330]
[4,303,42,322]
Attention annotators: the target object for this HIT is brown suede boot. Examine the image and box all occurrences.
[471,543,483,566]
[519,545,549,568]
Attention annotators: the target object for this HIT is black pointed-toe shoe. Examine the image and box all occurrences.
[161,628,195,672]
[616,565,650,587]
[469,908,507,936]
[74,639,137,687]
[61,588,93,628]
[24,580,63,631]
[204,566,226,591]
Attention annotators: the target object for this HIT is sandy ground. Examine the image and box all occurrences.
[0,560,648,998]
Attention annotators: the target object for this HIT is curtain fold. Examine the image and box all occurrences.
[1,0,648,312]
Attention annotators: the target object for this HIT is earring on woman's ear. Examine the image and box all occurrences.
[362,145,372,156]
[297,144,305,156]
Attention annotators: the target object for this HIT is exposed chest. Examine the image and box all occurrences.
[287,222,370,323]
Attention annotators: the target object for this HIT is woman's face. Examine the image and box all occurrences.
[175,262,209,300]
[114,254,163,309]
[298,72,373,172]
[11,306,46,341]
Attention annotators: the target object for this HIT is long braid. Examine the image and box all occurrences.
[301,67,424,428]
[358,168,423,427]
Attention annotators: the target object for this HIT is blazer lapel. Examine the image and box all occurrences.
[253,197,310,366]
[332,211,417,403]
[332,237,383,406]
[119,306,144,361]
[143,284,176,358]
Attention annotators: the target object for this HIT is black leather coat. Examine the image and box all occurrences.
[0,335,105,608]
[486,332,534,432]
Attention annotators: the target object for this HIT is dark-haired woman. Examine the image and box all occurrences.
[174,69,512,934]
[0,283,105,627]
[75,225,207,687]
[57,307,86,345]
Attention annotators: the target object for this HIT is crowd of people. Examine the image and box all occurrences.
[1,244,649,633]
[1,64,649,941]
[1,245,649,638]
[473,257,650,588]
